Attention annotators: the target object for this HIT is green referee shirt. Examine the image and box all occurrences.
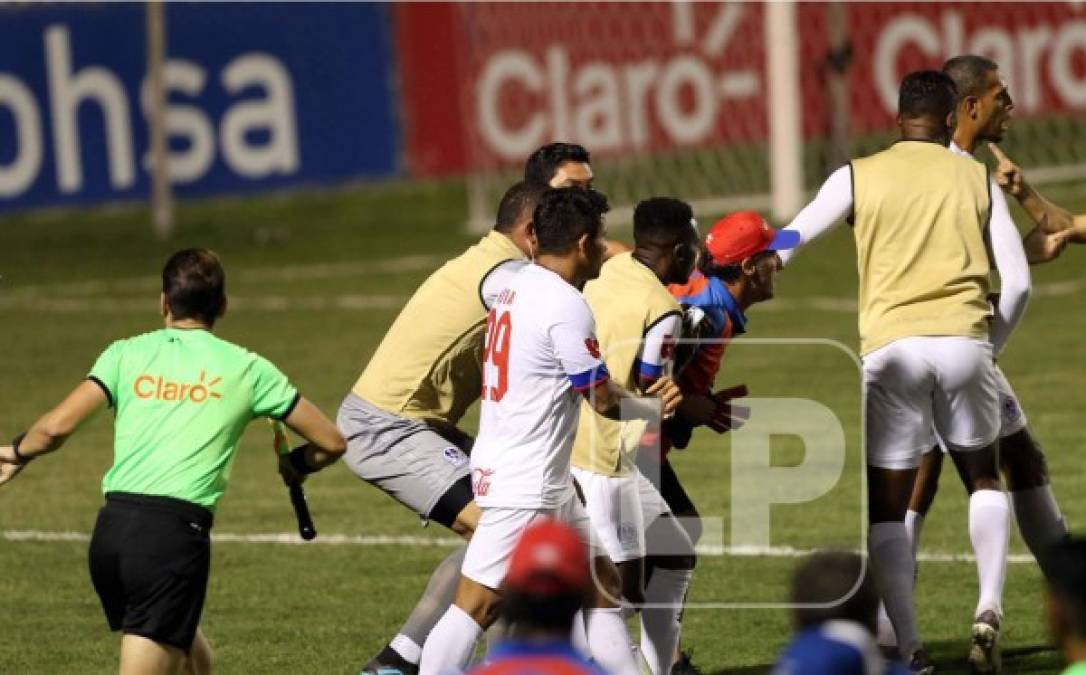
[88,327,299,511]
[1063,662,1086,675]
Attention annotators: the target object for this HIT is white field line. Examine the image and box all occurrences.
[0,294,408,313]
[1,529,1038,563]
[4,254,447,298]
[4,276,1082,314]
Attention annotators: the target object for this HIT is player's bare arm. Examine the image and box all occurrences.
[586,376,682,422]
[0,379,108,486]
[990,143,1086,247]
[276,397,347,485]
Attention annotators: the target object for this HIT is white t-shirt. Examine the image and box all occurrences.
[471,263,610,509]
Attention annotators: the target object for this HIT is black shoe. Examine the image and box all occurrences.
[671,650,703,675]
[909,648,935,675]
[360,646,419,675]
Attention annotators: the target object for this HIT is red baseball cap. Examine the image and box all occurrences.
[704,210,800,266]
[504,519,589,596]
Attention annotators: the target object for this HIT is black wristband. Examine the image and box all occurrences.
[287,445,316,475]
[11,432,30,465]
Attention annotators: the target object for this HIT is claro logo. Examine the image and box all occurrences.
[134,371,223,403]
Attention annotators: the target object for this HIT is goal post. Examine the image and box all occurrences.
[387,2,1086,231]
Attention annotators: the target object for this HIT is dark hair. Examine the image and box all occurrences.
[502,587,585,633]
[791,551,878,632]
[699,246,776,283]
[633,197,696,248]
[533,188,610,255]
[899,70,957,120]
[943,55,998,101]
[1047,538,1086,638]
[524,142,591,185]
[162,248,226,325]
[494,180,548,234]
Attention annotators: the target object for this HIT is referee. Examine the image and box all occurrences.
[0,249,346,675]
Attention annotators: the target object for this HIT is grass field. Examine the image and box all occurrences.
[1,178,1084,674]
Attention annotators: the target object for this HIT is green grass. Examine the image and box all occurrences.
[1,178,1084,673]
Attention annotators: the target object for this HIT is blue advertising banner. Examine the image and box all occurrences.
[0,3,399,212]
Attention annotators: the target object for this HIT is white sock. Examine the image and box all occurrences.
[418,605,482,675]
[571,610,590,656]
[869,522,920,659]
[585,607,640,675]
[390,634,422,665]
[970,489,1010,618]
[1012,484,1068,570]
[640,568,691,675]
[875,602,896,648]
[905,510,925,559]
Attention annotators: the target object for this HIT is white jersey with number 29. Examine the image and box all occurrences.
[472,264,610,510]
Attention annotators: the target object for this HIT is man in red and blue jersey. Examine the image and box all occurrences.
[637,211,794,672]
[468,519,606,675]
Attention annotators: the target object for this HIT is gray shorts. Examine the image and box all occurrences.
[338,393,472,522]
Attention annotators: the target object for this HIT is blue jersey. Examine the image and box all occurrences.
[469,640,605,675]
[773,621,910,675]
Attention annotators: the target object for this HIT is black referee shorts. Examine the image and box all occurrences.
[88,492,213,650]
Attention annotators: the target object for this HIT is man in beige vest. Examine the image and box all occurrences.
[876,55,1076,672]
[777,71,1031,674]
[570,197,701,675]
[354,143,623,674]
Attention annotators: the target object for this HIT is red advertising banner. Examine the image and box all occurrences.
[395,2,1086,177]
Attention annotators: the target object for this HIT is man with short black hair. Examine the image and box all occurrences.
[570,196,701,675]
[524,142,594,188]
[419,188,682,675]
[351,179,545,674]
[1046,538,1086,674]
[0,248,346,675]
[777,70,1032,673]
[875,55,1072,672]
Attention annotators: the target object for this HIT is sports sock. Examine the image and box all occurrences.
[1012,484,1068,575]
[869,522,920,659]
[905,510,925,559]
[388,635,422,666]
[640,567,691,675]
[969,489,1010,618]
[876,511,924,649]
[398,545,467,661]
[571,610,590,656]
[585,607,640,675]
[418,605,482,675]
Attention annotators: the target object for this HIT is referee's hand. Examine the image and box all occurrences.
[0,446,27,487]
[277,454,306,487]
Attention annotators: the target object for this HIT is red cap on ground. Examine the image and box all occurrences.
[504,519,590,596]
[704,210,800,266]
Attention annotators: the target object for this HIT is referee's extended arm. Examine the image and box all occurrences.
[276,397,347,485]
[0,379,108,485]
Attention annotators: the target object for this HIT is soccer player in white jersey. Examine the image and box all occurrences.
[874,55,1073,672]
[777,71,1031,674]
[419,188,682,675]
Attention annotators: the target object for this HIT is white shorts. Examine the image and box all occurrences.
[863,336,999,470]
[572,466,671,563]
[461,491,600,590]
[926,365,1029,454]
